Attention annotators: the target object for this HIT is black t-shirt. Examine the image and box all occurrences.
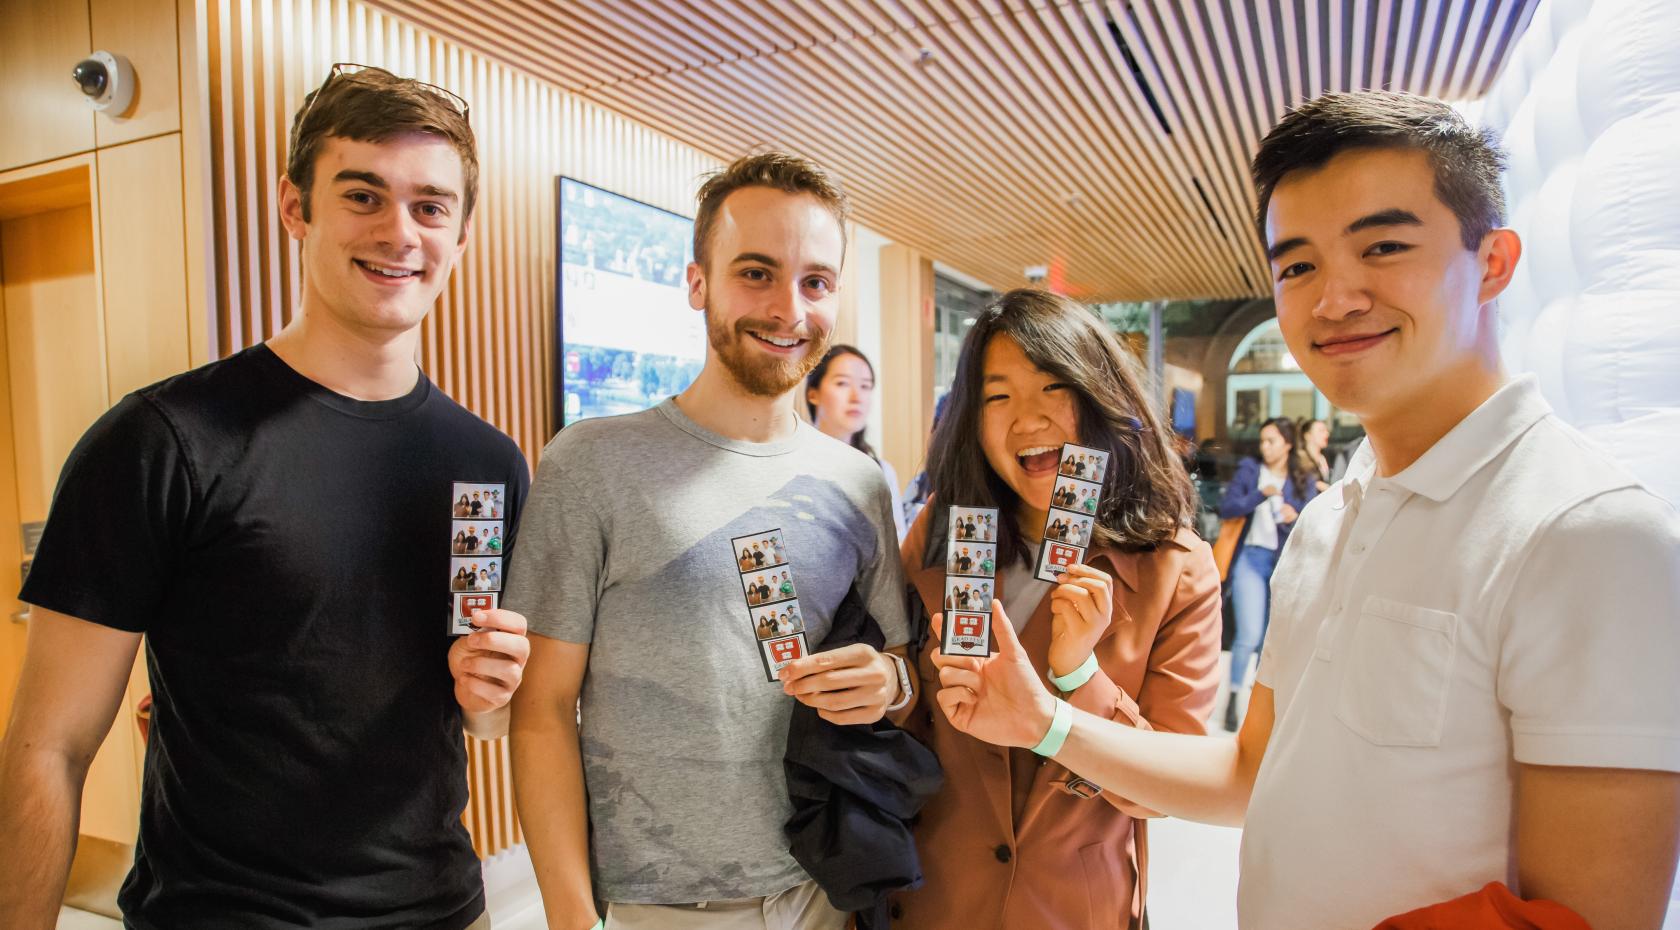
[20,345,529,930]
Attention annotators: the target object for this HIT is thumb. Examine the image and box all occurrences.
[989,600,1023,659]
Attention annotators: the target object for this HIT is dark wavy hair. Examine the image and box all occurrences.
[805,344,878,461]
[1260,416,1314,499]
[921,289,1197,570]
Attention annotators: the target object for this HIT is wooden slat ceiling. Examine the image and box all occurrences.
[361,0,1541,301]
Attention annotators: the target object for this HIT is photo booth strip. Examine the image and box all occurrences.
[1035,443,1109,584]
[732,527,811,681]
[942,505,999,657]
[450,481,507,634]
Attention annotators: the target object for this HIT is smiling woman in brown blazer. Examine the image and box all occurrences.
[893,289,1221,930]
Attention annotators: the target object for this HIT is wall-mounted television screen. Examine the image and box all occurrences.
[555,177,704,427]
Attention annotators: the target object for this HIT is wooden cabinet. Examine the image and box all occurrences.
[1,0,182,172]
[0,0,96,171]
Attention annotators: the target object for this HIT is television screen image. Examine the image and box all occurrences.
[557,177,704,427]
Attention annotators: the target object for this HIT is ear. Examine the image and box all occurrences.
[685,260,707,312]
[1476,227,1522,306]
[278,175,309,242]
[454,212,474,253]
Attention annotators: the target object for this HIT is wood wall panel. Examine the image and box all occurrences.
[0,0,97,172]
[197,0,724,857]
[97,135,192,397]
[90,0,185,147]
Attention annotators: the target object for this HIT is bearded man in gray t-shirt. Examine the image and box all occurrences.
[506,152,913,930]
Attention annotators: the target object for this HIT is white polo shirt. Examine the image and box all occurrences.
[1238,376,1680,930]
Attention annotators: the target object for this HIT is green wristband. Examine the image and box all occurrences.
[586,922,604,930]
[1049,652,1100,692]
[1031,699,1074,757]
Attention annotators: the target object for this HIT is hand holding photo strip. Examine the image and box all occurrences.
[942,506,999,657]
[1035,443,1109,584]
[731,529,810,680]
[450,482,506,634]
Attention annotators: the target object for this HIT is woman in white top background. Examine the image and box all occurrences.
[805,344,908,540]
[1217,416,1318,730]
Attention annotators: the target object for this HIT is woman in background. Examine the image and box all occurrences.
[806,344,907,540]
[1218,416,1318,730]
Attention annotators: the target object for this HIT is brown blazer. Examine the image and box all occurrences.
[892,508,1222,930]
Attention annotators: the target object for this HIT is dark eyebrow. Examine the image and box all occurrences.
[332,171,458,202]
[1267,208,1424,263]
[730,252,781,268]
[1266,236,1308,263]
[1345,208,1422,235]
[332,169,387,188]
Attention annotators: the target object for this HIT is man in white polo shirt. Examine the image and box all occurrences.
[928,90,1680,929]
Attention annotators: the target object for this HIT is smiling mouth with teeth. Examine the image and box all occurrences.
[748,331,805,349]
[1016,445,1063,472]
[356,260,421,279]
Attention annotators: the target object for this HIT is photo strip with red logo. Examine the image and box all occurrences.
[1035,443,1110,584]
[450,481,506,634]
[731,529,810,680]
[943,506,999,657]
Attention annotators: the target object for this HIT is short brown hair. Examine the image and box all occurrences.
[286,66,478,223]
[692,151,850,270]
[922,289,1198,570]
[1251,91,1507,251]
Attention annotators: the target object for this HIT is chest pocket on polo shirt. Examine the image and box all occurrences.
[1334,596,1458,747]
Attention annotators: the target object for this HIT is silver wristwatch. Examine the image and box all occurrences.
[883,651,913,713]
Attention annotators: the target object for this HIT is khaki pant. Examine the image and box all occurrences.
[604,880,845,930]
[466,912,492,930]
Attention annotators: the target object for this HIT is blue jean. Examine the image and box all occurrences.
[1229,543,1280,689]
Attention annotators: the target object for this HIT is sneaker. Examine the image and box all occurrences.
[1223,692,1241,732]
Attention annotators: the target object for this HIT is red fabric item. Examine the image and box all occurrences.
[1372,882,1593,930]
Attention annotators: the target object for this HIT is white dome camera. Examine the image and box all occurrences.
[71,51,135,115]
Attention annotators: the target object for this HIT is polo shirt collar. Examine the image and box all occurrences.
[1386,375,1553,503]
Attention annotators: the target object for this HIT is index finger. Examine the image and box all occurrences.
[778,644,872,683]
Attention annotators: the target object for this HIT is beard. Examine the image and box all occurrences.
[706,306,831,397]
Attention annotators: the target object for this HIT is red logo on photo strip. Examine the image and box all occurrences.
[953,613,985,639]
[459,594,494,616]
[1048,543,1080,568]
[770,638,804,663]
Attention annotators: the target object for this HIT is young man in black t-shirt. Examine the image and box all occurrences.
[0,66,529,930]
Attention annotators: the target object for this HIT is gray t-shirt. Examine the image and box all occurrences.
[503,398,909,904]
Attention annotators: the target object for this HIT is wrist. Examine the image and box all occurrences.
[1049,642,1097,679]
[1022,690,1058,748]
[881,651,912,713]
[1049,652,1100,693]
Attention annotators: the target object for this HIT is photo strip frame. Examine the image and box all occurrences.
[450,481,506,634]
[731,529,810,680]
[1035,443,1110,584]
[943,506,999,657]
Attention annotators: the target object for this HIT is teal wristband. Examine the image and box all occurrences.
[588,922,604,930]
[1049,652,1100,692]
[1030,699,1074,757]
